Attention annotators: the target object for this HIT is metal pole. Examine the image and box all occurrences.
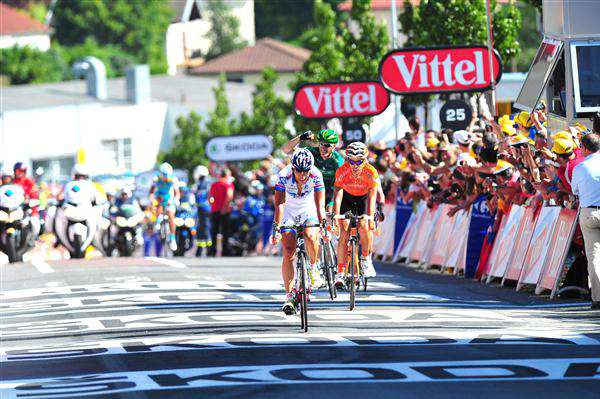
[485,0,497,116]
[390,0,400,142]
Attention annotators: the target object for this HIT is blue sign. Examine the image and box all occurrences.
[466,195,494,278]
[394,189,413,251]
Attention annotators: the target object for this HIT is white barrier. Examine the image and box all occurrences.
[387,201,581,300]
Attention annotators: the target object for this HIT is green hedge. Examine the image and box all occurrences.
[0,39,137,85]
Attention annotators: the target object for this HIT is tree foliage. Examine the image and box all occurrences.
[57,38,137,78]
[159,112,209,178]
[238,67,292,149]
[161,69,291,171]
[254,0,345,42]
[291,0,389,132]
[51,0,172,73]
[0,45,65,84]
[204,0,247,61]
[399,0,521,66]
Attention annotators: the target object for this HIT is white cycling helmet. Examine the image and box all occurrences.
[159,162,173,178]
[72,164,89,178]
[346,141,368,160]
[291,148,314,172]
[193,165,209,181]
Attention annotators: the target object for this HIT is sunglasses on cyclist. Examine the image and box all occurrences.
[348,159,363,166]
[320,143,334,148]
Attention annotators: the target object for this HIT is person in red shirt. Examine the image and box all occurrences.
[13,162,38,202]
[208,168,234,256]
[12,162,41,240]
[551,138,585,193]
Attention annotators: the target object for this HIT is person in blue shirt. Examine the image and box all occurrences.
[148,162,180,252]
[571,133,600,310]
[193,165,212,257]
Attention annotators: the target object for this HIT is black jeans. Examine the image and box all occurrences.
[209,212,230,256]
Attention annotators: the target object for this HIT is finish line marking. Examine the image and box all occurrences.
[146,257,186,269]
[30,259,54,274]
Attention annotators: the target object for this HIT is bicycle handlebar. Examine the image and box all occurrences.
[333,214,374,220]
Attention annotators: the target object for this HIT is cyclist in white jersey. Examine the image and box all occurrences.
[272,148,326,315]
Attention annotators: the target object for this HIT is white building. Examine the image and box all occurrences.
[0,3,52,51]
[165,0,256,75]
[0,72,292,181]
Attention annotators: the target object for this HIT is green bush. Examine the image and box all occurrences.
[0,45,66,85]
[56,38,136,79]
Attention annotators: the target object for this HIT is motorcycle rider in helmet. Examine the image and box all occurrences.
[13,162,41,242]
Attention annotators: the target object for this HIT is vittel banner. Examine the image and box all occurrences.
[294,81,390,118]
[379,46,503,94]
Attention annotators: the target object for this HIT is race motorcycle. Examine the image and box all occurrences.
[173,189,197,257]
[112,201,144,256]
[53,182,99,259]
[0,185,37,263]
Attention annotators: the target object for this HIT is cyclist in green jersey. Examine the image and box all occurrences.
[282,129,344,212]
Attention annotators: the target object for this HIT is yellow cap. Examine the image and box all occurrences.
[426,137,440,149]
[552,137,576,154]
[399,159,408,170]
[553,131,572,141]
[515,111,533,128]
[501,124,517,136]
[498,115,513,126]
[494,160,513,174]
[509,135,529,146]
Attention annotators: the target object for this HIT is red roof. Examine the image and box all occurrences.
[0,3,52,35]
[190,38,311,75]
[339,0,509,11]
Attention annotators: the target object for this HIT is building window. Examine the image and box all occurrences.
[225,73,244,83]
[101,138,132,172]
[32,156,75,183]
[515,37,563,112]
[571,41,600,113]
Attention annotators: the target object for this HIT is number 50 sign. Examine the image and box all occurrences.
[439,99,472,130]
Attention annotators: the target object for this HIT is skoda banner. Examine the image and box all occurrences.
[205,135,273,162]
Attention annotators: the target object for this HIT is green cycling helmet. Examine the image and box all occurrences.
[317,129,338,144]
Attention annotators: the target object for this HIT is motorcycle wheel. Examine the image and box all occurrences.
[71,235,85,259]
[120,239,134,257]
[6,234,21,263]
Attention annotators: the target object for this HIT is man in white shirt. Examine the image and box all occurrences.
[571,133,600,310]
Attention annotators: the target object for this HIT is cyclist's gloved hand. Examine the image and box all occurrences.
[376,202,384,221]
[300,131,314,141]
[271,225,282,244]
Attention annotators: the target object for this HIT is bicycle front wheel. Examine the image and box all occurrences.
[298,252,309,332]
[349,240,356,311]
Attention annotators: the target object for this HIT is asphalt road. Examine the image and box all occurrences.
[1,255,599,399]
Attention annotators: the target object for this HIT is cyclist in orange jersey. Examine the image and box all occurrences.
[332,141,378,288]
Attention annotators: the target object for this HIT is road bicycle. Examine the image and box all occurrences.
[283,217,321,332]
[334,212,373,311]
[154,197,171,256]
[319,213,338,300]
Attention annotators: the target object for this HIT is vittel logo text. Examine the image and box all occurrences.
[379,46,502,94]
[294,81,389,119]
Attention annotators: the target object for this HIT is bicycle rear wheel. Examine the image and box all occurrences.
[349,240,356,311]
[321,239,336,300]
[298,252,309,332]
[358,241,367,292]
